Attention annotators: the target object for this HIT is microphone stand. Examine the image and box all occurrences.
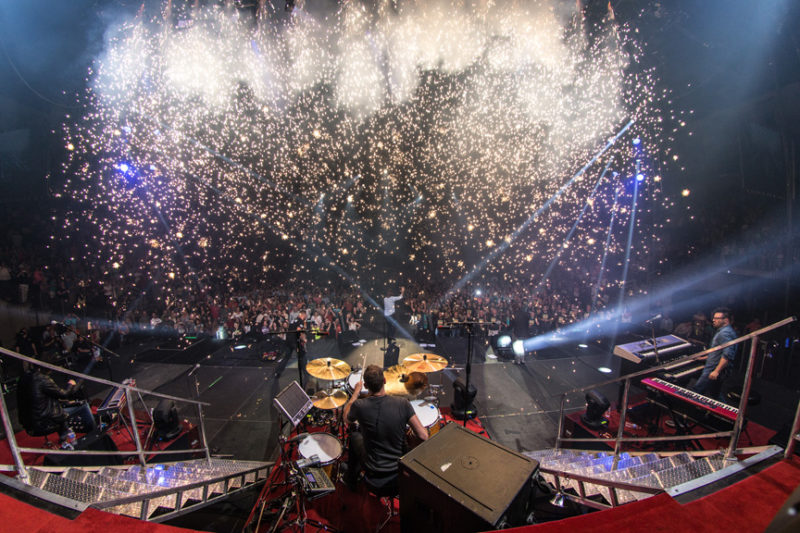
[442,321,496,427]
[646,321,660,365]
[58,323,120,384]
[261,327,328,389]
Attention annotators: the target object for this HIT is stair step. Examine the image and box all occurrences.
[64,470,176,516]
[28,468,138,515]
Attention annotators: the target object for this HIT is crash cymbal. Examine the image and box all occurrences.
[401,353,448,373]
[306,357,351,380]
[311,389,349,409]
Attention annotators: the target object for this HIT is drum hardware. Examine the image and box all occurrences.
[248,381,341,533]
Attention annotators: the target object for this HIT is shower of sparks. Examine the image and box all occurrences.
[57,0,680,308]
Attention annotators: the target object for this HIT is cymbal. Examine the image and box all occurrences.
[383,366,429,398]
[401,353,448,373]
[311,389,349,409]
[306,357,351,380]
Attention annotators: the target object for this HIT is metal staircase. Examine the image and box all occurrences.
[523,446,782,509]
[18,458,271,522]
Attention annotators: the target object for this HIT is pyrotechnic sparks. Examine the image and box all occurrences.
[58,0,675,307]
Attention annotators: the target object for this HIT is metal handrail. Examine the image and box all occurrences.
[555,316,796,397]
[0,347,211,406]
[540,463,662,510]
[553,316,797,463]
[0,345,213,484]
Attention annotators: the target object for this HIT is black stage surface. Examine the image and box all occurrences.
[72,325,800,466]
[3,324,798,532]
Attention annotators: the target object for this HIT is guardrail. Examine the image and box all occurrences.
[0,346,212,485]
[553,316,797,464]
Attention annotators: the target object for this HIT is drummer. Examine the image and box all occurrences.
[342,364,428,492]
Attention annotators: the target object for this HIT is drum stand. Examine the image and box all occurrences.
[266,484,340,533]
[248,416,317,532]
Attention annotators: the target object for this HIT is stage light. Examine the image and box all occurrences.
[597,366,612,374]
[475,289,482,296]
[681,188,690,197]
[153,399,182,440]
[581,389,610,429]
[497,335,512,348]
[512,340,525,356]
[117,162,129,172]
[451,377,477,420]
[578,343,588,349]
[636,173,644,182]
[632,137,641,146]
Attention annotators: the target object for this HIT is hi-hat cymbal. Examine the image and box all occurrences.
[401,353,448,373]
[311,389,349,409]
[306,357,351,380]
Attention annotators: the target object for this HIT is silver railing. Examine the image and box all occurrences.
[553,316,797,463]
[0,346,212,485]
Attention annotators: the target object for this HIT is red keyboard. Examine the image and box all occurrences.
[641,377,738,423]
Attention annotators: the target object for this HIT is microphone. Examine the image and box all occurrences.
[296,454,320,468]
[644,314,662,325]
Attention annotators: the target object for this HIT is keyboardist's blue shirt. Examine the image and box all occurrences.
[705,324,737,372]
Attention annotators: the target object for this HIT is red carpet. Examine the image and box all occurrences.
[0,491,208,533]
[504,458,800,533]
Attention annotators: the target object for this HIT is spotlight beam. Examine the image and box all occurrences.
[592,182,620,313]
[534,158,614,295]
[522,232,800,353]
[438,119,635,306]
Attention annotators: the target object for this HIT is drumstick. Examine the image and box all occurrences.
[360,351,368,386]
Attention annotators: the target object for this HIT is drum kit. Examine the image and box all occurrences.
[295,351,450,474]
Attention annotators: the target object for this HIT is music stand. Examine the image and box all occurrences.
[274,380,314,428]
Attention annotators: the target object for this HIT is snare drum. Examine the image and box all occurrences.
[298,433,342,478]
[346,370,368,396]
[410,399,442,437]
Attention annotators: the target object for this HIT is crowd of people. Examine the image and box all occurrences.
[0,194,790,370]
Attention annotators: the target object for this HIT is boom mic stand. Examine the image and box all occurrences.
[441,321,496,427]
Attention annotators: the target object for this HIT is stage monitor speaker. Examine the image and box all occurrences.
[450,377,477,420]
[399,422,538,532]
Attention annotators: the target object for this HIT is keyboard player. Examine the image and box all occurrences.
[692,307,736,402]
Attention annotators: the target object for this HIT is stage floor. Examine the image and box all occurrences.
[4,325,798,531]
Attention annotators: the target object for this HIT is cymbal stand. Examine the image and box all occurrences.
[268,480,340,533]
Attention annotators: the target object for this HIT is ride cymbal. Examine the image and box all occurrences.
[401,353,448,373]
